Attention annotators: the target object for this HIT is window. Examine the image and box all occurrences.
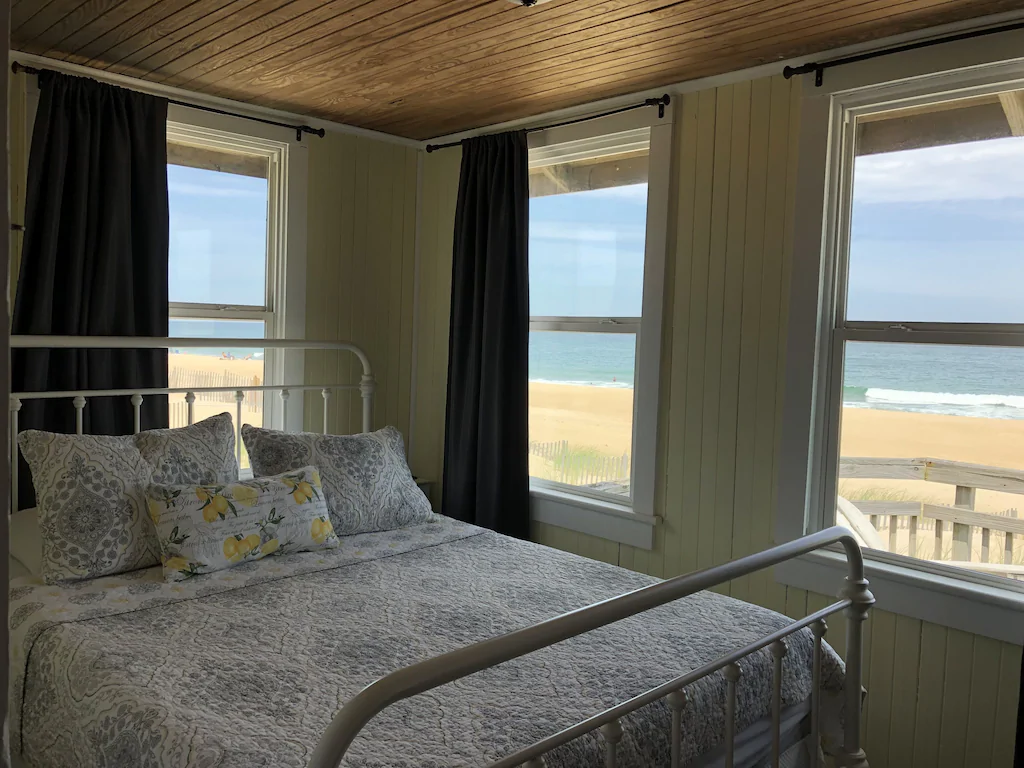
[165,115,305,447]
[782,55,1024,605]
[528,128,649,502]
[525,111,671,543]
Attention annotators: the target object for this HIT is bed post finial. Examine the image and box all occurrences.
[838,575,874,768]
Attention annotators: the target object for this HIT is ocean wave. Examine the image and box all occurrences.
[843,385,1024,419]
[845,386,1024,409]
[529,378,634,389]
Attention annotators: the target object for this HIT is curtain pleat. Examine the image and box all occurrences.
[441,131,531,538]
[12,71,170,510]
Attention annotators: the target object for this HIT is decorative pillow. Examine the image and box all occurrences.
[17,431,159,583]
[135,412,238,485]
[146,466,338,582]
[241,425,434,535]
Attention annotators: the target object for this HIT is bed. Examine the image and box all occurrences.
[8,336,873,768]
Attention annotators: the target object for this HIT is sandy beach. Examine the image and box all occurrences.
[528,381,1024,514]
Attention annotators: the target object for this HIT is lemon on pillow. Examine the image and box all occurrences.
[146,466,337,582]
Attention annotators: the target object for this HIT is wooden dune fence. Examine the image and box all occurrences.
[840,456,1024,579]
[529,439,630,486]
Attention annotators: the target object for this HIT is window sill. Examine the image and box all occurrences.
[776,548,1024,644]
[529,485,657,550]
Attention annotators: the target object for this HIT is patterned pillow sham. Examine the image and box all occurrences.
[135,412,238,485]
[146,466,338,582]
[17,431,160,583]
[241,425,434,535]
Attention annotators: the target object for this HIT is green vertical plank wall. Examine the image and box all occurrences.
[411,74,1022,767]
[407,148,461,508]
[302,132,420,442]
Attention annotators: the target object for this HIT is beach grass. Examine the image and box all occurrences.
[528,441,630,486]
[837,483,944,506]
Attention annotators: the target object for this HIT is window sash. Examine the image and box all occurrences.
[527,319,640,503]
[815,76,1024,586]
[529,316,640,334]
[836,323,1024,347]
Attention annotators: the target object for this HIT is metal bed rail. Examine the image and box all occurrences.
[9,336,375,513]
[309,526,873,768]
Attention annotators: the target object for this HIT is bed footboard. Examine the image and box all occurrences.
[309,527,874,768]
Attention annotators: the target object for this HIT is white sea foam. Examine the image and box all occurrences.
[863,388,1024,409]
[842,387,1024,420]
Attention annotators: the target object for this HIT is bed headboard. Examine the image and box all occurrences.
[9,335,375,511]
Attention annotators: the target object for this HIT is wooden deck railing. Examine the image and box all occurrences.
[839,457,1024,579]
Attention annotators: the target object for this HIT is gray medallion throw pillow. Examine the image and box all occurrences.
[134,412,238,485]
[241,425,434,535]
[17,431,160,584]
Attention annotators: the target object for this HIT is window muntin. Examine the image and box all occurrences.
[827,88,1024,583]
[528,130,650,501]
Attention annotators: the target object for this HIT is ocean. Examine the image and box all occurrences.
[529,333,1024,421]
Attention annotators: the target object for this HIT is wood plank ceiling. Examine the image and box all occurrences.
[11,0,1024,140]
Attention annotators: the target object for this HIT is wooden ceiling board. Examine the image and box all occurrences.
[150,0,359,85]
[268,0,698,107]
[38,2,197,67]
[340,0,806,113]
[383,0,1024,135]
[103,0,268,77]
[182,1,494,99]
[383,0,1023,136]
[13,0,1024,139]
[160,1,420,91]
[302,0,927,129]
[172,0,524,93]
[14,0,88,42]
[124,0,291,77]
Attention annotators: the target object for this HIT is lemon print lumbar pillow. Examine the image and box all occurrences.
[146,466,337,582]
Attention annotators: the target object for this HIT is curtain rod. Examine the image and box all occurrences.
[11,61,326,142]
[425,94,671,153]
[783,18,1024,87]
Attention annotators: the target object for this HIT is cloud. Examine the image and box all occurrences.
[168,181,265,199]
[854,137,1024,203]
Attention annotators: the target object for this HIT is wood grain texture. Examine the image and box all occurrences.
[13,0,1024,139]
[410,73,1023,765]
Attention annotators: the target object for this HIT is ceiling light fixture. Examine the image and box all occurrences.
[507,0,553,6]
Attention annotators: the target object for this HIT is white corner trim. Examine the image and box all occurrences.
[530,486,657,550]
[8,50,420,148]
[776,550,1024,644]
[420,9,1024,149]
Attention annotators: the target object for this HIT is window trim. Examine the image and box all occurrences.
[166,105,308,433]
[777,28,1024,642]
[525,106,672,549]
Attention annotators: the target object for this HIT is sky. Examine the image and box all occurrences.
[848,137,1024,323]
[528,184,647,317]
[168,134,1024,327]
[168,164,268,307]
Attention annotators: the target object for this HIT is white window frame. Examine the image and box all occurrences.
[777,28,1024,643]
[526,108,673,550]
[166,106,308,433]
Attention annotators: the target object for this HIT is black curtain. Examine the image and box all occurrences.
[441,131,530,538]
[12,71,169,510]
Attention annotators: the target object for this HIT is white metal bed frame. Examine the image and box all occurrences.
[9,336,873,768]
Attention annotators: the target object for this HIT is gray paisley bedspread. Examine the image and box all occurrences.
[9,516,845,767]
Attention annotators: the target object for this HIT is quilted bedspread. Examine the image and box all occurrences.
[9,516,845,767]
